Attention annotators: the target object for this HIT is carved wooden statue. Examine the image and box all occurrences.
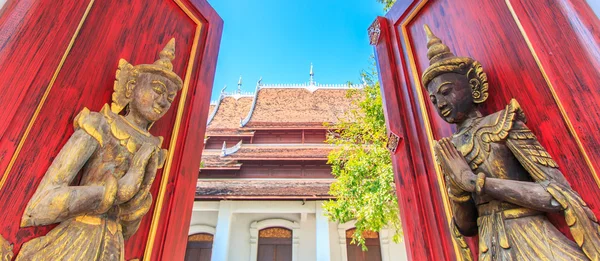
[423,25,600,260]
[15,39,182,260]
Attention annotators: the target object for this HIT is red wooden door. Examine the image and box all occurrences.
[0,0,222,260]
[371,0,600,260]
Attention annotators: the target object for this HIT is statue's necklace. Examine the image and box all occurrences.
[454,117,483,138]
[119,115,151,137]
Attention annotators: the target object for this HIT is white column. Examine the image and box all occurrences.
[315,201,331,261]
[379,228,391,261]
[212,201,233,261]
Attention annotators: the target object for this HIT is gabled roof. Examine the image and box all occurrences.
[241,86,361,128]
[207,96,253,130]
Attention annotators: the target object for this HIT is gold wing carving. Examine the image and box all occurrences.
[451,219,474,261]
[0,234,13,261]
[462,99,525,170]
[505,104,600,260]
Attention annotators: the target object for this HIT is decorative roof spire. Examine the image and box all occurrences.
[309,63,315,86]
[237,75,242,94]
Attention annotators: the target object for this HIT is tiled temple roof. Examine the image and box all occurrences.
[222,144,333,160]
[195,179,334,199]
[207,79,363,131]
[241,86,361,128]
[207,96,253,129]
[201,150,242,169]
[200,143,334,169]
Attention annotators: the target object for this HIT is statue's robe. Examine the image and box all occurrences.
[17,105,166,261]
[443,99,600,260]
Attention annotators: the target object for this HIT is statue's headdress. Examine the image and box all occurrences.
[112,38,184,113]
[421,25,488,104]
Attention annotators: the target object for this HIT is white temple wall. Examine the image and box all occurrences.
[189,200,407,261]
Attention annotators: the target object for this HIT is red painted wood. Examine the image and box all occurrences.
[0,0,92,178]
[0,0,222,260]
[373,14,455,261]
[374,0,600,260]
[147,0,222,260]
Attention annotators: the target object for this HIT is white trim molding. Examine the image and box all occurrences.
[189,224,216,236]
[249,218,300,261]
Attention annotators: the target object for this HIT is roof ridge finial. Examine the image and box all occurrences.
[309,63,315,86]
[237,75,242,94]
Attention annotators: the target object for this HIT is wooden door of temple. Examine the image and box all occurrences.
[185,233,214,261]
[370,0,600,260]
[345,229,382,261]
[0,0,222,260]
[257,227,293,261]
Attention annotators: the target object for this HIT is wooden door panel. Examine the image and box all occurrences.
[258,245,275,261]
[373,0,600,260]
[275,245,292,261]
[0,0,222,260]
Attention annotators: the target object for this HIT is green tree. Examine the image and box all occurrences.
[323,63,401,249]
[377,0,396,11]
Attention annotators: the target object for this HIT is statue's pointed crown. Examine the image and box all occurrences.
[421,25,473,88]
[153,38,176,71]
[134,38,182,87]
[424,24,455,64]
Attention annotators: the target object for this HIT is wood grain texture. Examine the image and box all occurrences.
[374,0,600,260]
[0,0,91,180]
[0,0,222,260]
[145,1,222,260]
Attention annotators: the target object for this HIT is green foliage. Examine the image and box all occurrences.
[377,0,397,11]
[323,63,402,250]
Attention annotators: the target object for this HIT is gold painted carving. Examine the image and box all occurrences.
[15,40,183,261]
[345,228,379,239]
[368,19,381,46]
[259,227,292,238]
[188,233,214,242]
[386,132,401,153]
[425,25,600,260]
[0,235,13,261]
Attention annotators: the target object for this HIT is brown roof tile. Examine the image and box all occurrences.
[224,144,333,160]
[244,88,359,128]
[195,179,334,199]
[201,150,241,169]
[208,96,253,129]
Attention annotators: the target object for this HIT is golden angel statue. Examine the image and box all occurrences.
[16,39,182,260]
[422,25,600,260]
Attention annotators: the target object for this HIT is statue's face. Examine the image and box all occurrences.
[129,72,179,123]
[426,72,475,124]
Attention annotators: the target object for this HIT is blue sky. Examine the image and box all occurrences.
[207,0,385,101]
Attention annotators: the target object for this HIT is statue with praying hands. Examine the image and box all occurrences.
[423,25,600,260]
[15,39,182,261]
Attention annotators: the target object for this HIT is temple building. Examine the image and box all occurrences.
[186,68,407,261]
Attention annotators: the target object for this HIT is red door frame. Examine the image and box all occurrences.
[371,0,600,260]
